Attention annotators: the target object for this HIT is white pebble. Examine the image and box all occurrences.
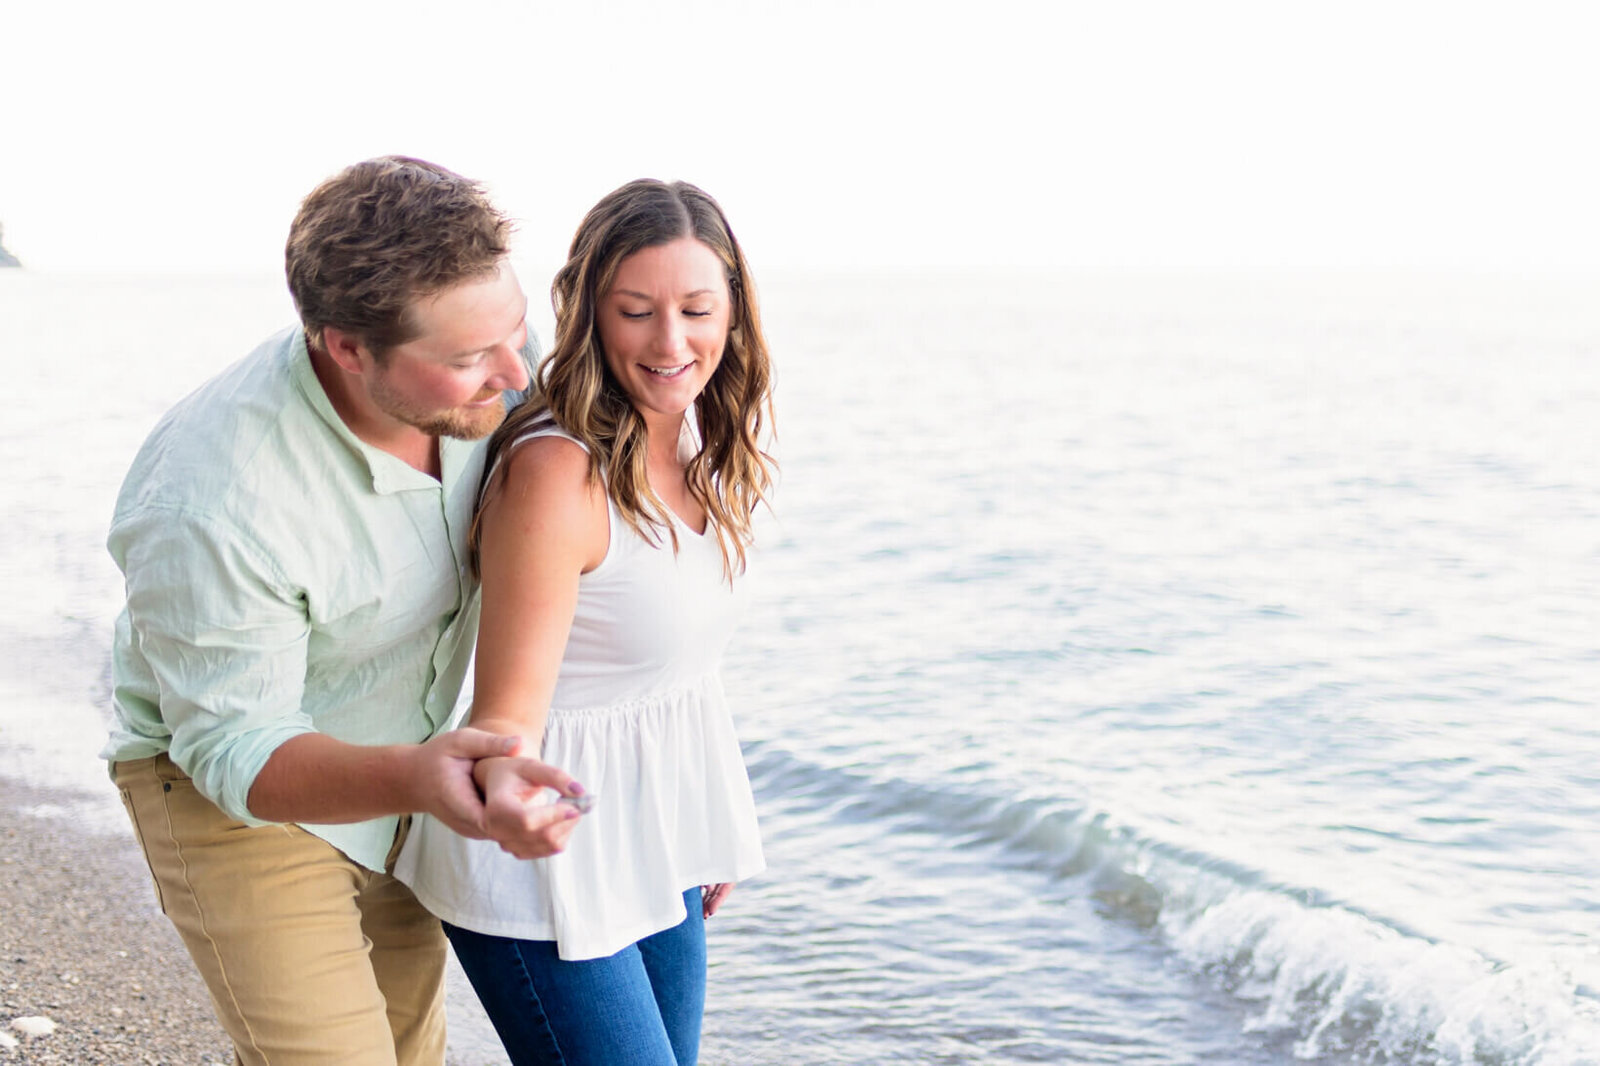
[10,1015,57,1037]
[0,1030,17,1049]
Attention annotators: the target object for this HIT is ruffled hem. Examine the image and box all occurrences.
[394,673,764,961]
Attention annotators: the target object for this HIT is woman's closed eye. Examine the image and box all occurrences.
[620,308,715,320]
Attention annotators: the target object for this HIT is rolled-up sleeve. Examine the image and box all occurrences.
[114,505,318,825]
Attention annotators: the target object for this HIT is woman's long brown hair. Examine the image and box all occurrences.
[472,179,775,580]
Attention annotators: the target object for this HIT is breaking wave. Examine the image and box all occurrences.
[744,742,1600,1066]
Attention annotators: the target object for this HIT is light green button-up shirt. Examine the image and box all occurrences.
[103,327,526,871]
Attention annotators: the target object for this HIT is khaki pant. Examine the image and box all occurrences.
[114,754,447,1066]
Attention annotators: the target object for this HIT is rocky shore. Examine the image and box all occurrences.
[0,776,231,1064]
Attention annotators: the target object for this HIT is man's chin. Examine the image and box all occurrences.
[423,403,508,441]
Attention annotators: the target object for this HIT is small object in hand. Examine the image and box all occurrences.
[557,791,595,814]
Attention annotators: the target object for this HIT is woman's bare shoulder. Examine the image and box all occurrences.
[483,434,607,563]
[500,432,591,486]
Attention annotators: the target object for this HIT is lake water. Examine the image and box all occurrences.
[2,268,1596,1064]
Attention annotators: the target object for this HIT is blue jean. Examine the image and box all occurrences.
[444,888,706,1066]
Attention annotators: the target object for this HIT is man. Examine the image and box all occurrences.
[103,156,580,1066]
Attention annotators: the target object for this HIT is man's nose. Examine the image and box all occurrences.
[491,342,531,392]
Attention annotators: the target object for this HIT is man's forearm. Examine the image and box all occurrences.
[246,733,419,825]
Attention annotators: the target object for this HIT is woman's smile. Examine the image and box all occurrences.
[598,237,731,434]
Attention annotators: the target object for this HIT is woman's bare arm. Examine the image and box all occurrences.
[468,435,609,855]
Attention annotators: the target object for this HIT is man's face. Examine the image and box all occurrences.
[366,263,531,440]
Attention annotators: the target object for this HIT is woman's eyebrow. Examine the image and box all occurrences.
[613,288,717,300]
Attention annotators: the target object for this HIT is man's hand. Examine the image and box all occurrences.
[475,753,585,859]
[403,727,538,839]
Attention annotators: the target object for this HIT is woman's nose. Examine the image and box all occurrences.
[655,317,687,358]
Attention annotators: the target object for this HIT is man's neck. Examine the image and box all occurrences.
[308,345,441,478]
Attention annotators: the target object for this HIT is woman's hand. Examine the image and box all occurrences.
[701,882,734,918]
[477,754,585,859]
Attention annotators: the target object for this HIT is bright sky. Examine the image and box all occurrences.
[3,0,1598,273]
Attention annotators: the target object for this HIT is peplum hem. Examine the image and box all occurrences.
[395,671,764,961]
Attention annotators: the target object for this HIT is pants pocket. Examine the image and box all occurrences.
[118,784,169,915]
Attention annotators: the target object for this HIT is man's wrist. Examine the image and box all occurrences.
[381,742,431,815]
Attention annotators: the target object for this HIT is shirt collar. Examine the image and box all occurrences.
[288,331,471,496]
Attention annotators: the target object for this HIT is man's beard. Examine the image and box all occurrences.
[410,403,507,440]
[369,376,508,440]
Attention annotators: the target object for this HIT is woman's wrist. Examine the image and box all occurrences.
[472,752,513,792]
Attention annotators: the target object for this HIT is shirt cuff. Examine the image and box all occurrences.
[173,722,321,827]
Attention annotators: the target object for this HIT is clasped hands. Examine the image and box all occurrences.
[415,727,584,859]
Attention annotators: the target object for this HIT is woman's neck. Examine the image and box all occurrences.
[640,410,689,470]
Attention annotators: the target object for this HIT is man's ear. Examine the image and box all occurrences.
[320,326,370,376]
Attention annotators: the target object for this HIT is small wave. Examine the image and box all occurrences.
[1163,889,1600,1065]
[743,742,1600,1066]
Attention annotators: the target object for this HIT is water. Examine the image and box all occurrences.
[2,269,1596,1064]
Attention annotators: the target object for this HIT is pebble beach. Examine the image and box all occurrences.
[0,775,232,1064]
[0,774,526,1065]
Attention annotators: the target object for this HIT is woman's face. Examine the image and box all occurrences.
[597,237,730,427]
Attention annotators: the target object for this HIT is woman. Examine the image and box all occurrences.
[396,179,775,1066]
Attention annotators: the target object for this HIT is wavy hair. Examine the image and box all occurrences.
[476,179,774,579]
[285,155,511,360]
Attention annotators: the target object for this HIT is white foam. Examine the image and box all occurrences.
[1164,889,1600,1064]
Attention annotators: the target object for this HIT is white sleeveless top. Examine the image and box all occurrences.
[394,418,765,960]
